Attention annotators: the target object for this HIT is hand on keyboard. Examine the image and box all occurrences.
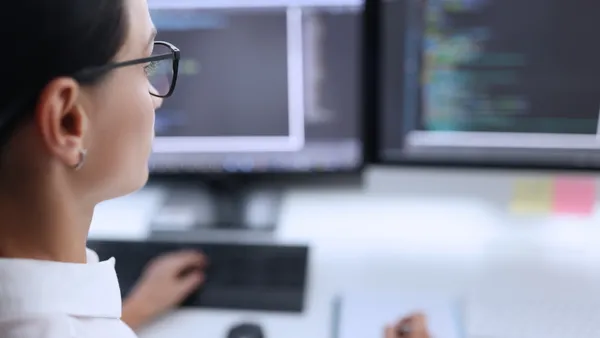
[385,313,431,338]
[122,250,207,330]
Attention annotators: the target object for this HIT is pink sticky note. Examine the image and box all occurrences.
[552,177,596,215]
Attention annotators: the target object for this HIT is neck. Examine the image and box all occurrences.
[0,178,93,263]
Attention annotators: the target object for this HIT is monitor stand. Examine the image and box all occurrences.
[150,178,283,238]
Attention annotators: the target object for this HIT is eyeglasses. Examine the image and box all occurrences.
[0,41,180,137]
[74,41,180,98]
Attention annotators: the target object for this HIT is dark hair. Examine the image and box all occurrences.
[0,0,128,143]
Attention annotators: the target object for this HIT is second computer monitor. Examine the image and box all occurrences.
[378,0,600,168]
[148,0,363,174]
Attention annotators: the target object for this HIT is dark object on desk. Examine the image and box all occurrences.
[226,322,264,338]
[87,239,309,312]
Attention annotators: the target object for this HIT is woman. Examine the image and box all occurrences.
[0,0,430,336]
[0,0,205,336]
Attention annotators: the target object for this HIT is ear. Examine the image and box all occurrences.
[35,77,88,169]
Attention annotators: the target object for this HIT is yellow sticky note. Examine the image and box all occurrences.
[510,179,553,214]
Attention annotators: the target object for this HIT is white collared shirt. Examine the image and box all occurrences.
[0,249,137,338]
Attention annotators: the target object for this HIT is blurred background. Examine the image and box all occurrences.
[88,0,600,337]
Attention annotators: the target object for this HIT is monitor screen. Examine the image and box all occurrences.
[379,0,600,168]
[148,0,363,173]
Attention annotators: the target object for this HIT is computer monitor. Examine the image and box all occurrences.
[144,0,364,231]
[377,0,600,169]
[148,0,364,174]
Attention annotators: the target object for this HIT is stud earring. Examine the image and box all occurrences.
[73,149,87,171]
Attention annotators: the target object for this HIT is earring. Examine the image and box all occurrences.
[73,149,87,171]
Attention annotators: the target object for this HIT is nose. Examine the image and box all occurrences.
[149,83,164,109]
[152,95,163,109]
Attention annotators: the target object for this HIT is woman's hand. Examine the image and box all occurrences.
[385,313,431,338]
[121,250,207,330]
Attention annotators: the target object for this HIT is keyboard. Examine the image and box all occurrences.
[467,297,600,338]
[86,239,309,312]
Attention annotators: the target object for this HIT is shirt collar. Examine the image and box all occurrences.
[0,250,122,318]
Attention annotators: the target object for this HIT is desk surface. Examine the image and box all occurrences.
[90,168,600,338]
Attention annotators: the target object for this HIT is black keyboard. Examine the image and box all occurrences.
[86,239,309,312]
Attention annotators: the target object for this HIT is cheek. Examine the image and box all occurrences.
[96,77,156,160]
[139,91,157,146]
[126,74,157,141]
[83,73,156,198]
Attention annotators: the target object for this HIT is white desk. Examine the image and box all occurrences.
[90,167,600,338]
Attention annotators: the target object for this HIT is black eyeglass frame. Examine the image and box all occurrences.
[74,41,180,98]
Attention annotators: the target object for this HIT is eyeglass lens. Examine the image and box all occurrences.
[147,43,174,97]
